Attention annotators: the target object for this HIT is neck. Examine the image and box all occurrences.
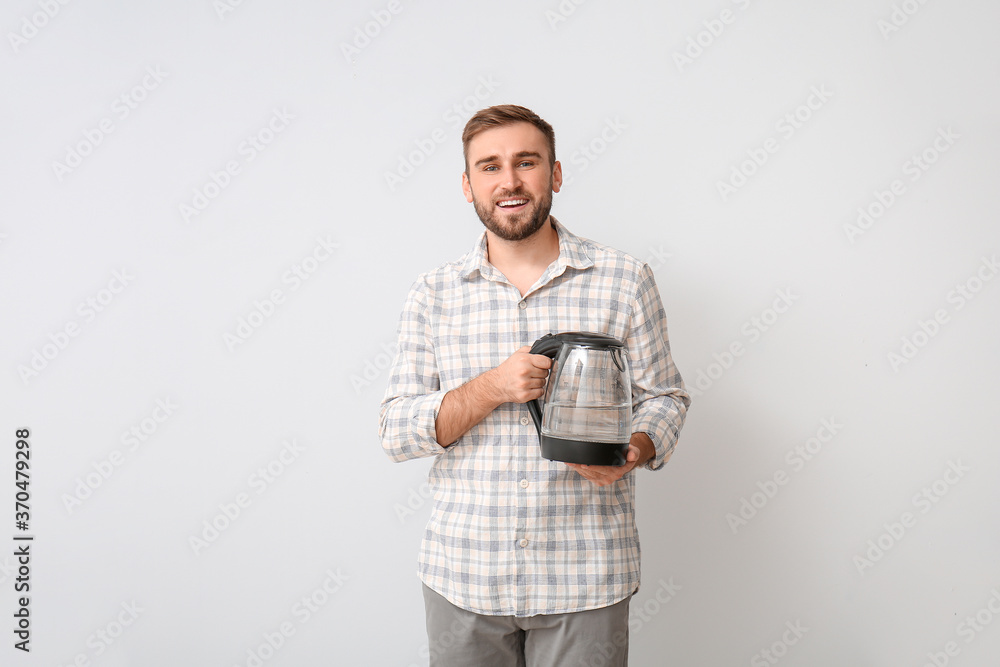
[486,218,559,268]
[485,219,561,296]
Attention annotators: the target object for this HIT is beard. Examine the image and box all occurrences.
[472,182,554,242]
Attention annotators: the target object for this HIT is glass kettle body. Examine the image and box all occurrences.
[527,332,633,466]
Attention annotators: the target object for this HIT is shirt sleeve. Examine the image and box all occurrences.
[627,263,691,471]
[378,279,448,462]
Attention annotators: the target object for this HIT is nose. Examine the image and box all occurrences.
[501,161,523,190]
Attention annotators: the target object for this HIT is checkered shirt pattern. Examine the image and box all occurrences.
[379,218,690,617]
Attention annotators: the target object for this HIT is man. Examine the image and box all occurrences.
[379,104,689,665]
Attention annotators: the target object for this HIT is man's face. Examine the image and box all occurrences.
[461,122,562,242]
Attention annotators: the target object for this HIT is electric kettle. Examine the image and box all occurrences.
[527,332,633,466]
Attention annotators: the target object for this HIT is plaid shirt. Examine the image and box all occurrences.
[379,218,690,617]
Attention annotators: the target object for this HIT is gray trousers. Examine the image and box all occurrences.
[422,584,631,667]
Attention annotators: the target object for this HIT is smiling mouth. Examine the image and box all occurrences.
[496,198,529,211]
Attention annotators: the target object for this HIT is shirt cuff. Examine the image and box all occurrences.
[408,390,448,456]
[632,413,678,471]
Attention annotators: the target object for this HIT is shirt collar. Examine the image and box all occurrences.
[458,217,594,281]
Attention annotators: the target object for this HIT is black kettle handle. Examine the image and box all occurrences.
[526,334,561,432]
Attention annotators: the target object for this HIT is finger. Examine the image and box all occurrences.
[529,355,553,369]
[569,467,610,485]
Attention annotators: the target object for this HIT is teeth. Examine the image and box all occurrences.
[498,199,528,207]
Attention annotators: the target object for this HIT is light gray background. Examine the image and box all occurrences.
[2,1,999,665]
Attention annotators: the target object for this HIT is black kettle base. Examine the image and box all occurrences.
[540,435,628,467]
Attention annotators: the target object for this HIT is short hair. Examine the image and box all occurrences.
[462,105,556,173]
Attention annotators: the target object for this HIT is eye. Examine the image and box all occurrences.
[518,160,535,168]
[483,165,498,172]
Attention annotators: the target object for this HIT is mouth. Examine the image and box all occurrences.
[495,197,529,212]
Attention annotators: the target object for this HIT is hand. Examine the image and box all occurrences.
[488,346,552,404]
[434,347,551,446]
[566,445,640,487]
[566,434,655,487]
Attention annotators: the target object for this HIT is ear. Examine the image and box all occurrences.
[551,160,563,194]
[461,171,474,203]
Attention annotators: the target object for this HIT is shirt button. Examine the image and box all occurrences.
[520,416,530,426]
[518,301,527,310]
[520,479,529,488]
[519,539,528,548]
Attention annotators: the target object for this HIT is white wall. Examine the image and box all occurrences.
[3,1,998,665]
